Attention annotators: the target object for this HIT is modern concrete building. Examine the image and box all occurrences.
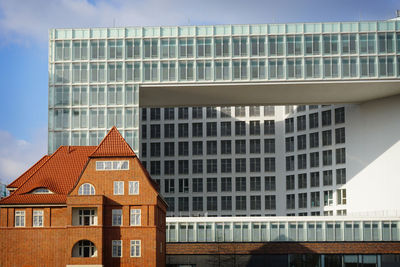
[0,183,7,199]
[48,16,400,219]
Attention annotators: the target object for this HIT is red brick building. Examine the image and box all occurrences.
[0,127,167,267]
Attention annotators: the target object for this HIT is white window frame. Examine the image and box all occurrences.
[130,209,141,226]
[15,210,25,227]
[114,181,124,195]
[130,240,141,257]
[129,181,139,195]
[33,210,44,227]
[112,209,122,226]
[78,208,97,226]
[96,160,129,171]
[112,240,122,257]
[78,183,95,195]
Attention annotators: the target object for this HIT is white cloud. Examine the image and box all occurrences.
[0,128,47,185]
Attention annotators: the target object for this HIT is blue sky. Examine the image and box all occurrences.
[0,0,398,183]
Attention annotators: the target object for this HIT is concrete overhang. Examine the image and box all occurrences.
[140,79,400,107]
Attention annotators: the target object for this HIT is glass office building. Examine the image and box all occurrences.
[48,19,400,153]
[48,18,400,218]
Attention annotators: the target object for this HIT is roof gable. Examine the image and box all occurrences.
[90,126,137,158]
[7,155,49,189]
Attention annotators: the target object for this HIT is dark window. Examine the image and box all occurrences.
[285,118,294,133]
[309,113,319,128]
[206,141,217,155]
[178,142,189,156]
[206,159,218,173]
[220,122,231,136]
[235,121,246,136]
[235,140,246,154]
[192,141,203,155]
[322,130,332,146]
[265,157,276,172]
[178,107,188,119]
[297,135,306,150]
[235,158,246,172]
[335,128,345,144]
[221,140,232,154]
[206,122,217,137]
[150,124,160,138]
[164,142,175,157]
[297,115,306,131]
[322,110,331,126]
[192,123,203,137]
[178,123,188,137]
[335,107,345,124]
[250,121,260,135]
[250,139,261,153]
[150,108,160,120]
[164,124,175,138]
[164,108,175,120]
[264,120,275,134]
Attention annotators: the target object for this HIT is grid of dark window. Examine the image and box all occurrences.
[164,142,174,156]
[286,156,295,171]
[179,178,189,193]
[286,194,295,209]
[264,139,275,153]
[206,107,217,118]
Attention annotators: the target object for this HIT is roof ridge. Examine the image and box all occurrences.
[89,126,137,158]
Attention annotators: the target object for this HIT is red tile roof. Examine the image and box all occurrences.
[90,126,137,158]
[7,155,49,189]
[0,146,95,205]
[0,127,154,206]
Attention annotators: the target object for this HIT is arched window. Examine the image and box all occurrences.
[78,183,95,195]
[72,240,97,257]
